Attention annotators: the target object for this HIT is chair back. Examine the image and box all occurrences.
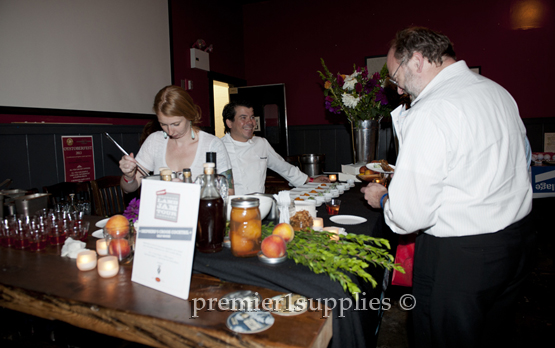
[91,176,127,217]
[42,181,92,211]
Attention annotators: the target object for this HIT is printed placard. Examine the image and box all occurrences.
[131,179,200,300]
[61,135,95,182]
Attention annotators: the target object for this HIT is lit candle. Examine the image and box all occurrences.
[329,174,337,182]
[97,256,119,278]
[76,250,97,271]
[312,217,323,231]
[96,238,108,256]
[323,227,340,241]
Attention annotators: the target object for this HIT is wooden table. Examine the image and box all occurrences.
[0,216,332,348]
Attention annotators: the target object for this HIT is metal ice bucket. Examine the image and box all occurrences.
[299,154,326,177]
[14,193,51,216]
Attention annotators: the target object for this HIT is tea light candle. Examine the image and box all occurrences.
[312,217,323,231]
[97,256,119,278]
[76,250,97,271]
[323,227,340,241]
[329,174,337,182]
[96,238,108,256]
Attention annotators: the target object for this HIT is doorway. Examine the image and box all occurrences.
[213,81,229,138]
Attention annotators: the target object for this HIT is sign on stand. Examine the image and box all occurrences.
[131,179,200,300]
[61,136,95,182]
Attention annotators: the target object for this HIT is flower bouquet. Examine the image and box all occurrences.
[318,58,393,123]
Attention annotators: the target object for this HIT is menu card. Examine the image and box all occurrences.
[131,179,200,300]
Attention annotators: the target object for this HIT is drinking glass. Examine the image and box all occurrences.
[325,199,341,216]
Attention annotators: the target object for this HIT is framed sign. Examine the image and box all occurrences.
[365,55,387,75]
[62,135,95,182]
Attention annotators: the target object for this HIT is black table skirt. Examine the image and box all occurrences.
[193,184,398,348]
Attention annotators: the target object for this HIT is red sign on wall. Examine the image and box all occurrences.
[62,136,95,182]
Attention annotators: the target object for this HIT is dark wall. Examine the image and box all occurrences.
[242,0,555,126]
[0,124,144,191]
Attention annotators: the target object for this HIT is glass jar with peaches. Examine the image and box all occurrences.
[103,214,134,264]
[230,197,261,257]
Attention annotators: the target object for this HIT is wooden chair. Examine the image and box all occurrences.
[90,176,128,217]
[42,181,92,210]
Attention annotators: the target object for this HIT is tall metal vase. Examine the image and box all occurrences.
[354,119,379,164]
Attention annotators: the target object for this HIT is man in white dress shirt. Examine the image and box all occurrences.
[362,27,534,347]
[221,101,329,195]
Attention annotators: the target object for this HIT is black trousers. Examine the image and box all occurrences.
[412,214,535,348]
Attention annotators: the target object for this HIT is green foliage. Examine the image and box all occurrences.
[260,223,404,299]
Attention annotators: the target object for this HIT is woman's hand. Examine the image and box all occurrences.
[119,153,138,180]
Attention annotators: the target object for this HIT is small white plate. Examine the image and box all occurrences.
[226,310,274,334]
[330,215,368,225]
[92,229,104,238]
[95,218,109,228]
[366,162,395,174]
[268,294,308,316]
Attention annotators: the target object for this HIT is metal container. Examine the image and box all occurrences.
[299,154,325,177]
[354,120,379,164]
[14,193,50,216]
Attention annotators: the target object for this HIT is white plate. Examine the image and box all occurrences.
[329,215,368,225]
[366,163,396,174]
[95,218,109,228]
[268,294,308,316]
[226,310,274,334]
[92,229,104,238]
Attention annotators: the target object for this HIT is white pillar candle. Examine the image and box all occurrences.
[328,174,337,182]
[323,227,340,241]
[76,250,97,271]
[312,217,324,231]
[96,238,108,256]
[97,256,119,278]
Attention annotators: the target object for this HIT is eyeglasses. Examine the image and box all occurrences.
[388,58,406,88]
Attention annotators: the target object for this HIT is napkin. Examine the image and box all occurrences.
[61,237,89,258]
[273,190,292,224]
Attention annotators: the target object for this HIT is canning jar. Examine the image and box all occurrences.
[230,197,261,257]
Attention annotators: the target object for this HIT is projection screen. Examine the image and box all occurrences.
[0,0,172,116]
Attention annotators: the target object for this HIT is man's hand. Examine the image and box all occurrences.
[361,183,388,209]
[311,176,331,183]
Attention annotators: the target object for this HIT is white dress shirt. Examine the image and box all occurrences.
[135,130,232,179]
[222,133,307,195]
[385,61,532,237]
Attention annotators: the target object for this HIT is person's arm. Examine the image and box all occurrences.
[119,153,142,193]
[265,141,308,187]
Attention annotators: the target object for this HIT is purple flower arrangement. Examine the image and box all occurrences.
[123,198,140,223]
[318,59,393,123]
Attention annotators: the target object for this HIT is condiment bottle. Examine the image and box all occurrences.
[196,163,225,253]
[230,197,261,257]
[160,168,172,182]
[182,168,193,183]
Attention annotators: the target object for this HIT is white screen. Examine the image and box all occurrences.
[0,0,171,115]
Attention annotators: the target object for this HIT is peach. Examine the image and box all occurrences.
[105,214,129,237]
[261,235,286,258]
[108,239,131,260]
[272,223,295,243]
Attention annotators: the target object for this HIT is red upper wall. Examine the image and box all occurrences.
[242,0,555,126]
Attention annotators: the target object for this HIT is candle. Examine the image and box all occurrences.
[312,217,323,231]
[323,227,340,241]
[329,174,337,182]
[76,250,97,271]
[96,238,108,256]
[97,256,119,278]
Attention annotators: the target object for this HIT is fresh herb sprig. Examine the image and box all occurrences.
[260,223,404,299]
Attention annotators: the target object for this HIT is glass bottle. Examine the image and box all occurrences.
[196,163,225,253]
[230,197,261,257]
[183,168,193,183]
[160,168,172,182]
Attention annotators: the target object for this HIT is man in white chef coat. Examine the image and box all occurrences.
[221,101,329,195]
[362,27,534,347]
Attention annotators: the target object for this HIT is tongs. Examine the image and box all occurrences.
[104,133,150,177]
